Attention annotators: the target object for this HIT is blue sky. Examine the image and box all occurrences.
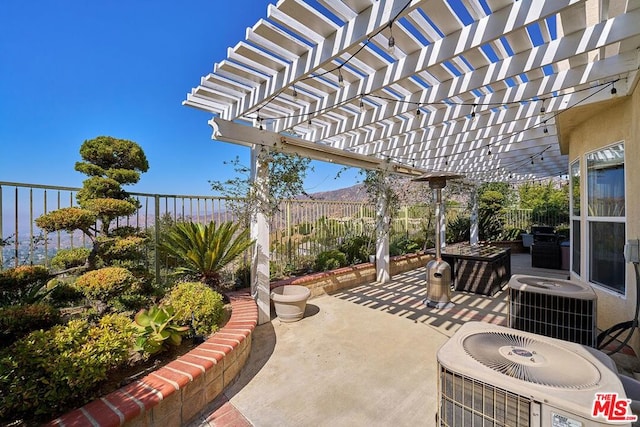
[0,1,360,196]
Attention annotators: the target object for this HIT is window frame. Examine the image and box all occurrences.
[584,141,626,295]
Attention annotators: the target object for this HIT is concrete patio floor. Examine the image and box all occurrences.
[189,253,638,427]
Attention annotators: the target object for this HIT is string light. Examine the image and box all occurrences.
[540,99,546,115]
[292,86,298,98]
[471,104,476,120]
[611,82,617,96]
[388,21,395,51]
[416,108,421,116]
[338,68,345,87]
[359,95,365,113]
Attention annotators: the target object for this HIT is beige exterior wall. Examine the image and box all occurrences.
[558,82,640,353]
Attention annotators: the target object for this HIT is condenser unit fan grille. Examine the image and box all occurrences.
[439,367,531,427]
[462,331,600,389]
[509,287,596,347]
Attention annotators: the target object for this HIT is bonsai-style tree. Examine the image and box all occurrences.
[36,136,149,270]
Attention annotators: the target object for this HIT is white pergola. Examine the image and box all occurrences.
[184,0,640,322]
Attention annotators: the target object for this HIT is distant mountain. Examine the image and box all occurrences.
[305,183,368,201]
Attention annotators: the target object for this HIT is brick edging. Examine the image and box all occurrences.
[270,252,433,297]
[47,290,258,427]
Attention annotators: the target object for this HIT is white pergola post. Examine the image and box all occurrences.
[470,186,479,246]
[375,180,390,283]
[250,146,271,325]
[439,197,447,252]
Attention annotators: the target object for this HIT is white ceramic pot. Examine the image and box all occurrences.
[270,285,311,322]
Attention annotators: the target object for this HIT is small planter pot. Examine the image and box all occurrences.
[270,285,311,322]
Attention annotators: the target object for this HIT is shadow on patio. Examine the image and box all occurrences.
[190,252,605,427]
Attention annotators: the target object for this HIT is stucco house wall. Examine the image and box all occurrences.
[557,80,640,354]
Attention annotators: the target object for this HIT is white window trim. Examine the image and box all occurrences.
[583,141,627,297]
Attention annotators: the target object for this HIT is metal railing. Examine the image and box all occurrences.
[1,181,567,277]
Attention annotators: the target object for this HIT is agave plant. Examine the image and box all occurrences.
[159,220,254,289]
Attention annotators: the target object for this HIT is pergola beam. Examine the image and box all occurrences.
[208,117,426,177]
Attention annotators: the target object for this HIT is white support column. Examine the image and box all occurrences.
[375,179,390,283]
[250,146,271,325]
[470,186,479,246]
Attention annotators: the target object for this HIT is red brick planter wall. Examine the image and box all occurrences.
[47,291,257,427]
[48,252,431,427]
[271,252,433,295]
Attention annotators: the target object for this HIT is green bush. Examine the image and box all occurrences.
[97,235,147,265]
[51,247,91,270]
[0,313,134,421]
[390,235,422,256]
[446,215,471,243]
[314,249,348,272]
[339,235,372,264]
[47,278,84,306]
[0,303,61,346]
[162,281,225,337]
[74,266,138,301]
[0,265,52,306]
[234,263,251,289]
[35,207,97,235]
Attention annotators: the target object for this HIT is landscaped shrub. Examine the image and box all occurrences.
[390,235,423,256]
[50,247,91,270]
[162,281,225,337]
[314,249,348,272]
[446,214,471,243]
[234,263,251,289]
[35,207,97,235]
[0,313,135,422]
[74,266,138,301]
[0,265,51,306]
[97,234,147,265]
[0,303,61,346]
[339,235,372,264]
[47,278,84,305]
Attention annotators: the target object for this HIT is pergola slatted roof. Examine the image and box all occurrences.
[185,0,640,182]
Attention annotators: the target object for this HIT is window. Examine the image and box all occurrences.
[570,160,580,275]
[586,143,625,293]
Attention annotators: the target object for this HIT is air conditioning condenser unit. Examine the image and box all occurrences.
[437,322,631,426]
[508,274,597,347]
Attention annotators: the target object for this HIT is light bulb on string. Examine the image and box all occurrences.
[338,68,344,88]
[256,109,263,131]
[359,95,365,113]
[292,86,298,98]
[471,104,476,122]
[611,82,618,96]
[388,21,395,52]
[539,99,546,115]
